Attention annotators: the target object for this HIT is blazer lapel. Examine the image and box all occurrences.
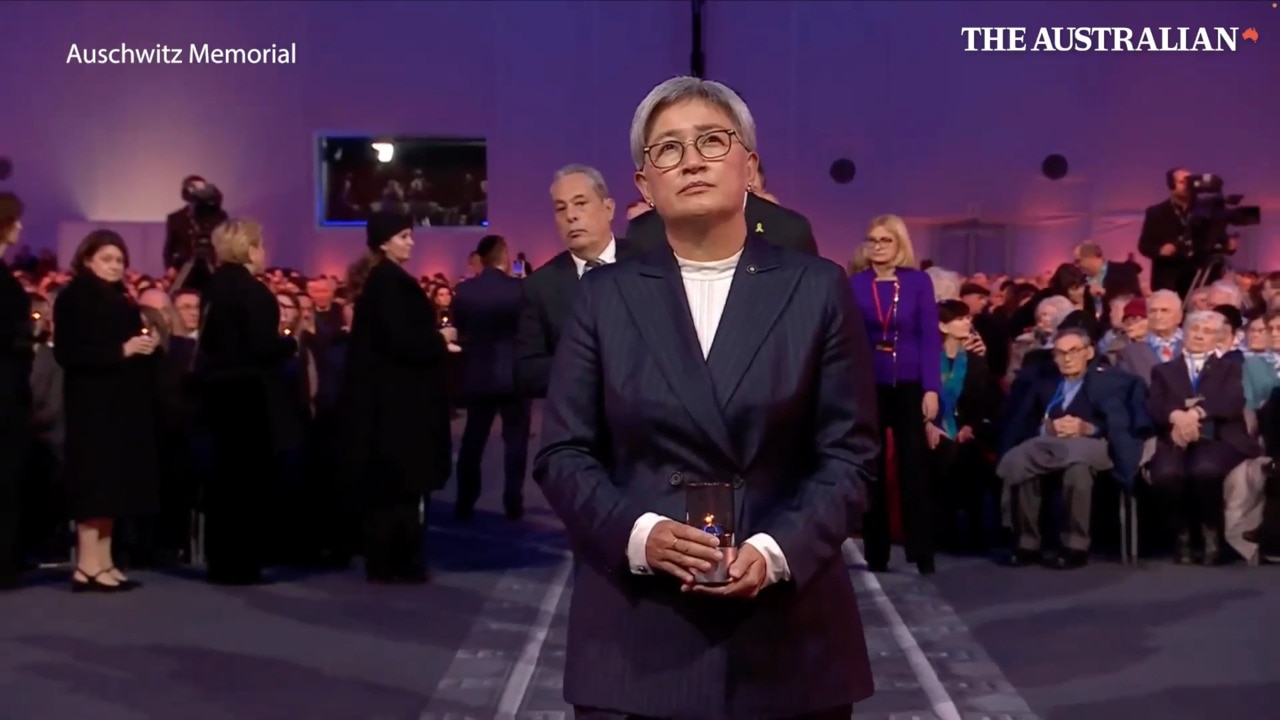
[620,249,736,464]
[704,237,800,410]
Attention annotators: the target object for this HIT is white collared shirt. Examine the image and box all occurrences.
[571,236,617,278]
[624,247,791,587]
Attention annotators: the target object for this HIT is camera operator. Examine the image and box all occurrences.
[164,175,228,292]
[1138,167,1236,297]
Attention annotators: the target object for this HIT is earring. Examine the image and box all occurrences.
[647,200,654,207]
[747,184,754,192]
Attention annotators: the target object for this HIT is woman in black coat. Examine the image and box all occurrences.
[54,230,161,592]
[198,218,298,585]
[340,211,452,584]
[0,192,33,589]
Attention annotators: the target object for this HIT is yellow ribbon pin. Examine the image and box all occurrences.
[755,222,764,233]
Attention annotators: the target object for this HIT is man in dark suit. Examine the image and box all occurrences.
[451,234,530,520]
[1147,309,1258,565]
[535,76,875,719]
[1137,167,1236,297]
[626,182,819,256]
[515,164,634,398]
[1074,241,1142,309]
[998,327,1144,569]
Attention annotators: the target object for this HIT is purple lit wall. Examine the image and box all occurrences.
[709,1,1279,277]
[1,1,1276,279]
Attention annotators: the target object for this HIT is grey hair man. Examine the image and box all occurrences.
[998,325,1139,570]
[1147,307,1258,565]
[549,163,618,271]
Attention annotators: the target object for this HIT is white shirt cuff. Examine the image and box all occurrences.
[743,533,792,586]
[627,512,669,574]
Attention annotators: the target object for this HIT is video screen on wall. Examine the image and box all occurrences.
[317,136,488,228]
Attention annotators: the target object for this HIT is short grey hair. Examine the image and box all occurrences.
[1184,310,1226,332]
[551,164,611,199]
[629,77,757,170]
[1053,326,1093,347]
[1207,280,1243,307]
[1147,289,1181,309]
[925,266,961,301]
[1037,295,1075,329]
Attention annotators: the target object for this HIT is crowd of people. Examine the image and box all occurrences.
[2,74,1279,718]
[0,195,472,591]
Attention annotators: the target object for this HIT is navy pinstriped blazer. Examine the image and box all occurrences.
[533,235,878,717]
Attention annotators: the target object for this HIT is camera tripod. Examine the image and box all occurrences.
[171,252,214,293]
[1183,254,1228,310]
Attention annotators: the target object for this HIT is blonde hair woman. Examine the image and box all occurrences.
[199,218,298,585]
[849,214,944,575]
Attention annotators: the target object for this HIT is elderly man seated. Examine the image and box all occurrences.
[1115,290,1184,386]
[997,327,1144,569]
[1147,310,1260,565]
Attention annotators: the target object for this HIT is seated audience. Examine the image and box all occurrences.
[997,327,1144,569]
[1147,310,1259,565]
[1114,290,1184,385]
[1006,295,1074,385]
[1101,297,1146,365]
[928,300,1001,552]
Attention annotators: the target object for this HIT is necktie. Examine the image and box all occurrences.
[581,259,602,277]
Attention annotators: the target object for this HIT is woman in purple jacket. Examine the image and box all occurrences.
[850,215,941,574]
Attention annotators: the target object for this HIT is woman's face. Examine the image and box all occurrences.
[86,244,126,283]
[1269,317,1280,351]
[865,226,899,266]
[381,229,414,264]
[634,98,755,227]
[433,286,452,308]
[1035,306,1058,332]
[1066,283,1086,305]
[1246,318,1269,351]
[276,293,298,331]
[940,315,972,340]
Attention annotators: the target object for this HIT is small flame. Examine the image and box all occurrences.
[140,327,150,335]
[703,513,715,525]
[31,311,41,320]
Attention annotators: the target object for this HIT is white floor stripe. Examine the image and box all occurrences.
[494,557,574,720]
[843,540,963,720]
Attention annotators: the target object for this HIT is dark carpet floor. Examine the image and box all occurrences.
[2,412,1276,719]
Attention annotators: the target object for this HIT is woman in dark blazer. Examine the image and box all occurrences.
[0,192,33,589]
[54,230,161,592]
[928,300,1002,552]
[340,211,452,584]
[850,214,942,574]
[198,218,297,585]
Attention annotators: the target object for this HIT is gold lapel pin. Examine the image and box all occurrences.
[755,222,764,233]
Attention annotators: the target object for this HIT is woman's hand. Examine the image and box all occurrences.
[122,335,156,357]
[921,391,939,422]
[925,422,942,450]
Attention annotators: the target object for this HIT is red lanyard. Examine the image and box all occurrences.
[871,279,899,337]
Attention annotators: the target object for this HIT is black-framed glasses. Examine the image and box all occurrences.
[1052,345,1087,360]
[865,236,895,247]
[644,129,737,170]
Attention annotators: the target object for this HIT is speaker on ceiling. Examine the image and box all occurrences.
[829,158,856,185]
[1041,154,1069,180]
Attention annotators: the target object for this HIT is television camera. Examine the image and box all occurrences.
[1182,173,1262,296]
[1184,173,1261,256]
[171,181,228,292]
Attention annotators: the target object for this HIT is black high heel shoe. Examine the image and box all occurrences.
[71,569,127,594]
[102,567,141,590]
